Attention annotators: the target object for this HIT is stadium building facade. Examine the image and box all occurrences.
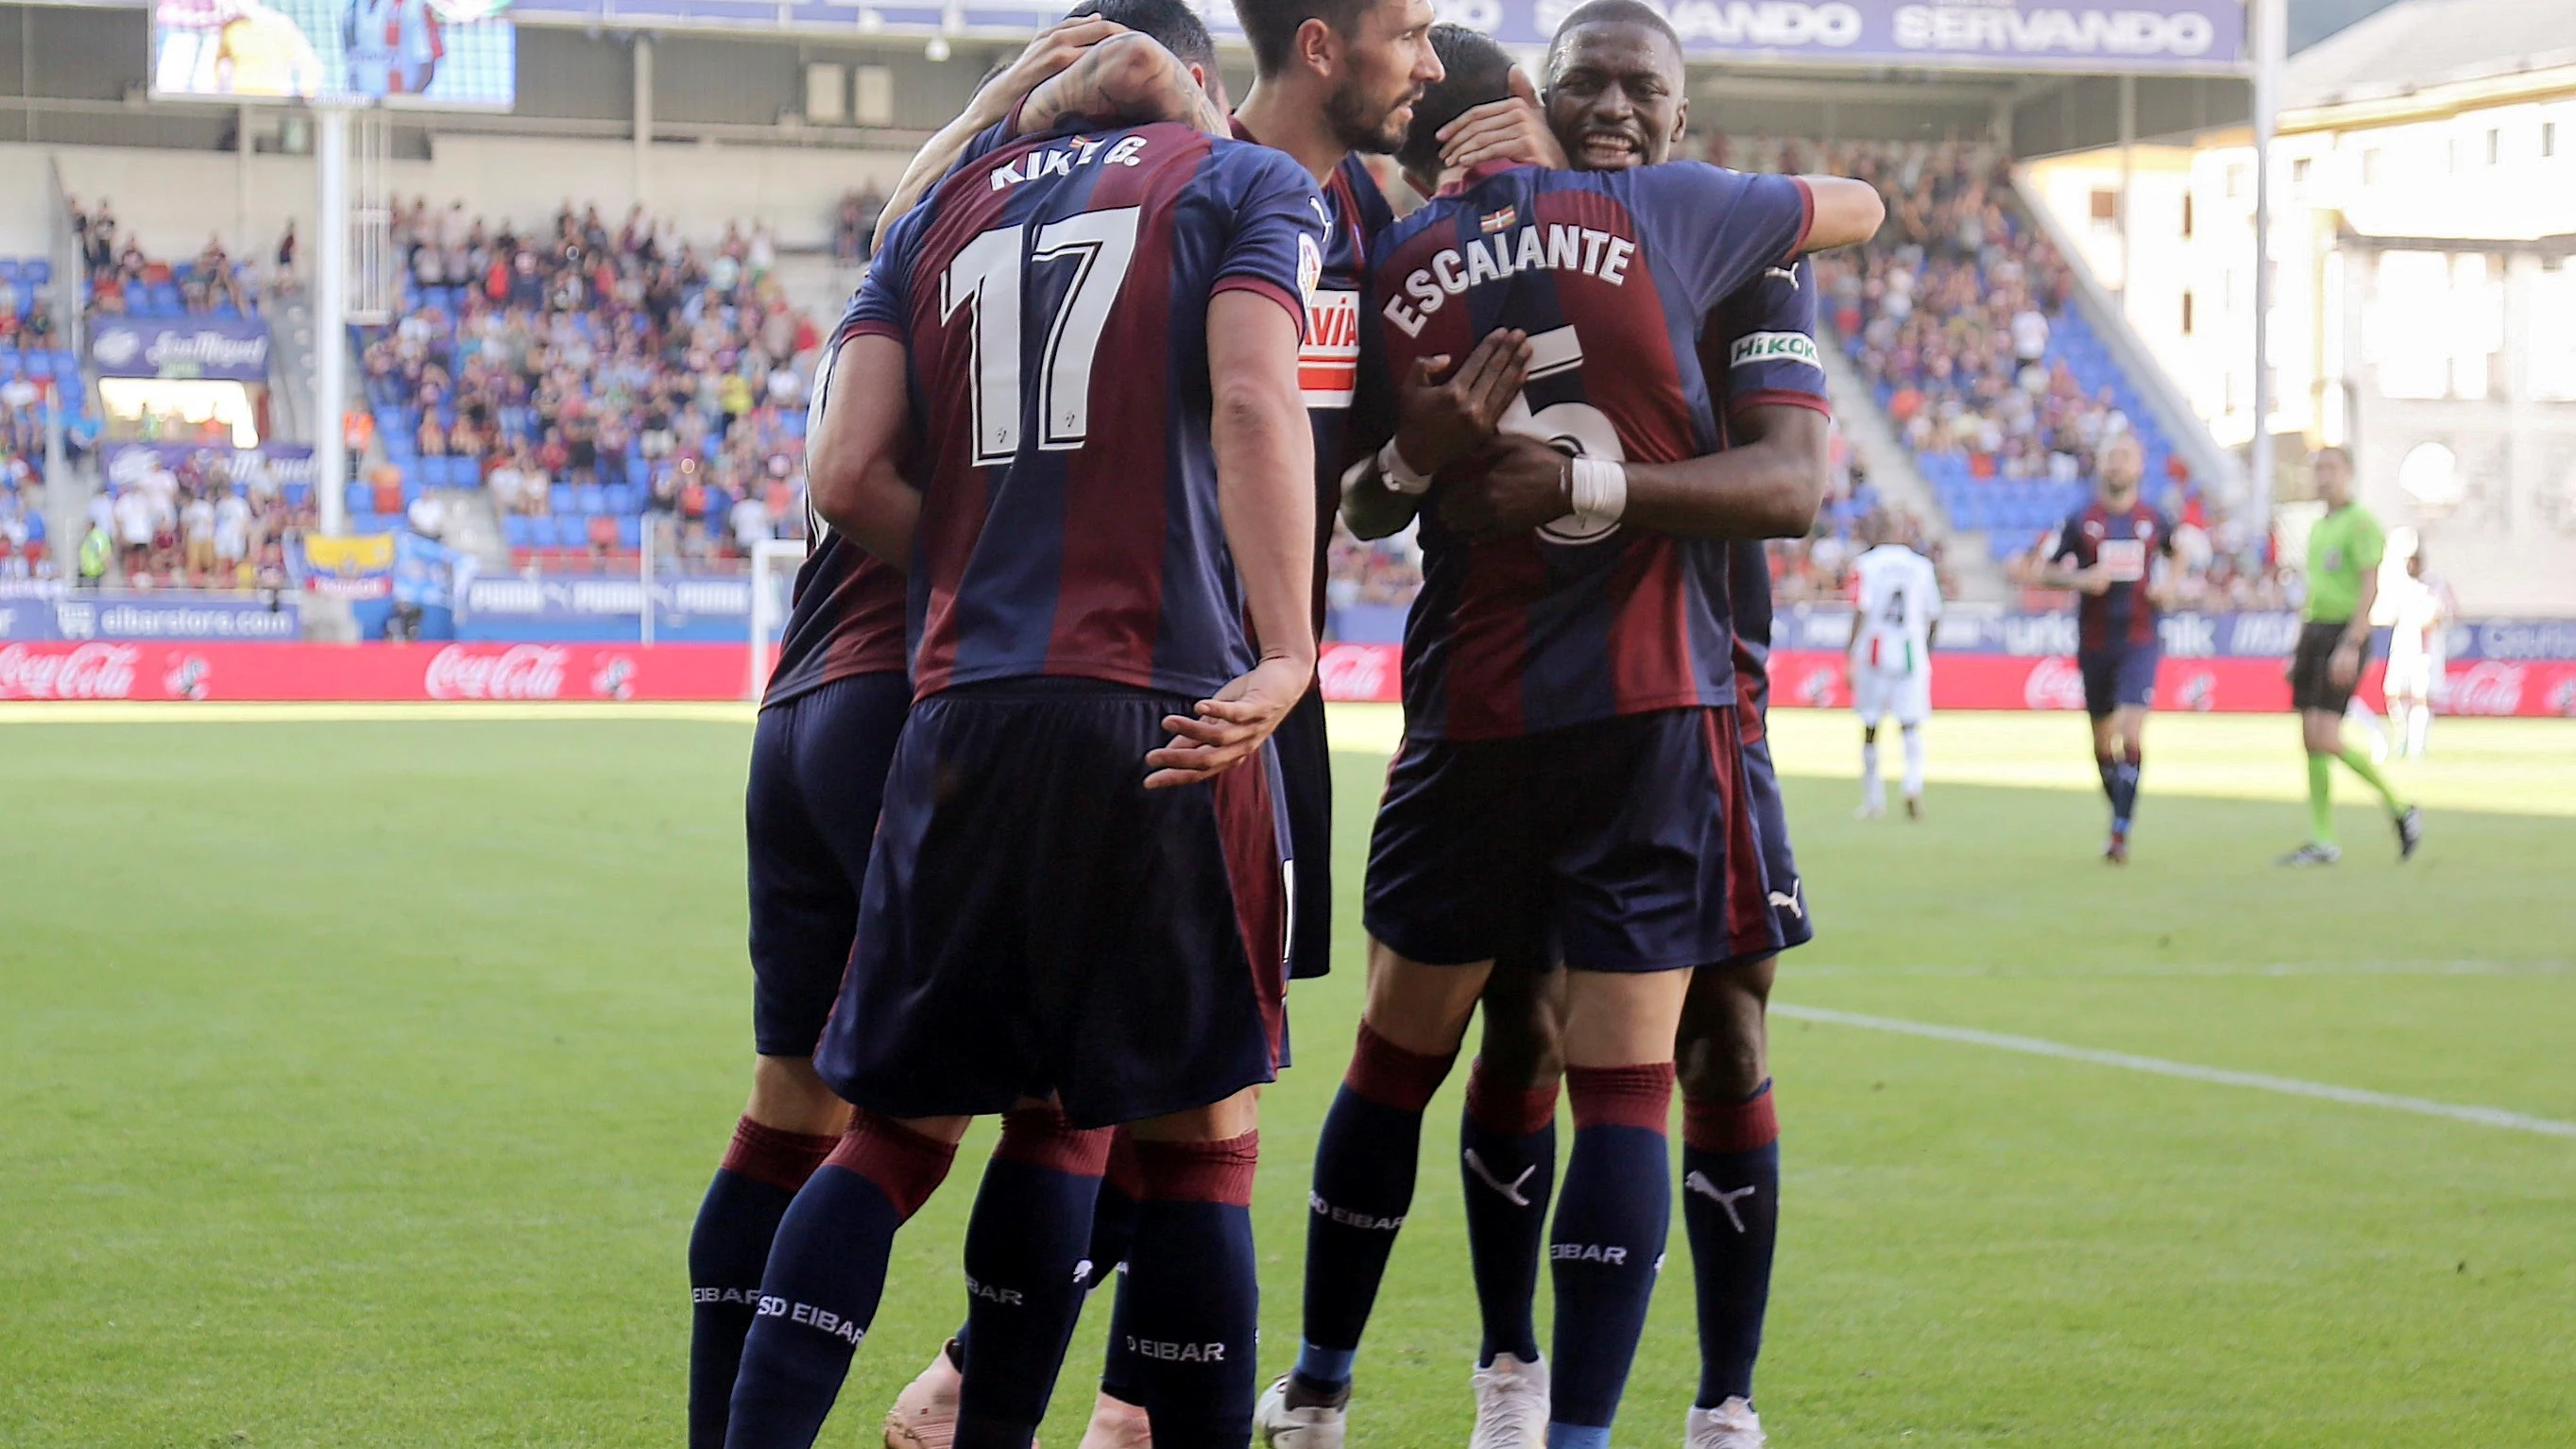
[2023,0,2576,613]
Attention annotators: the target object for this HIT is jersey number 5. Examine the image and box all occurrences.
[1495,324,1625,546]
[941,207,1141,467]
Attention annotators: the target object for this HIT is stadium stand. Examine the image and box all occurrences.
[353,201,823,570]
[73,197,261,319]
[95,445,308,591]
[1,255,90,582]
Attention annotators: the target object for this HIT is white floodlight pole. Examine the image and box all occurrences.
[2249,0,2284,526]
[316,100,351,536]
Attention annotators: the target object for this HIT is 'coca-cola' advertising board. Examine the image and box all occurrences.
[6,642,2573,715]
[0,642,746,703]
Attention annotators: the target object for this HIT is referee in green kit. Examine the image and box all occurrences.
[2278,446,2423,866]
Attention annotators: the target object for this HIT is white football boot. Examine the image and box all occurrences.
[1683,1397,1766,1449]
[1467,1354,1549,1449]
[1254,1374,1347,1449]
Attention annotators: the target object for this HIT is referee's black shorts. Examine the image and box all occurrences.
[2289,620,2368,714]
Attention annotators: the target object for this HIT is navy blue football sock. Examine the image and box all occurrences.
[954,1108,1113,1449]
[1548,1063,1675,1442]
[1126,1134,1262,1449]
[1093,1134,1149,1406]
[690,1118,838,1449]
[2095,753,2120,815]
[2114,746,2143,828]
[1681,1082,1781,1409]
[1295,1022,1457,1392]
[1459,1059,1558,1368]
[725,1114,957,1449]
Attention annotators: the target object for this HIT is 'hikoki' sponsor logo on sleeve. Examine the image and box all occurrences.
[1728,331,1821,370]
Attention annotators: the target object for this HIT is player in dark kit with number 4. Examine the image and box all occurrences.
[719,53,1327,1449]
[2038,434,2171,864]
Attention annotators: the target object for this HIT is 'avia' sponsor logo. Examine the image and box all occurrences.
[1728,331,1820,369]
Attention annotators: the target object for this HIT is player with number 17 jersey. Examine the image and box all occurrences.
[1359,159,1815,976]
[815,114,1327,1127]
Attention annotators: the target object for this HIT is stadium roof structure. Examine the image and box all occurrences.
[2283,0,2576,111]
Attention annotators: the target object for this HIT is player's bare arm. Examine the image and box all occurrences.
[1145,289,1318,790]
[1800,175,1885,248]
[1019,29,1230,139]
[804,332,919,568]
[1340,327,1532,540]
[1437,402,1828,541]
[1434,70,1567,172]
[871,16,1126,244]
[2040,554,2110,595]
[2331,565,2378,690]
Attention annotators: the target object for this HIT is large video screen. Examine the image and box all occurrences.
[151,0,516,109]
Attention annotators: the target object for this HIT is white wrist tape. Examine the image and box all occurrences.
[1568,455,1629,527]
[1377,438,1434,495]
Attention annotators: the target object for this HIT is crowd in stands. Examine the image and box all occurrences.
[355,199,823,565]
[831,187,891,264]
[2,381,54,581]
[72,197,262,318]
[88,446,303,591]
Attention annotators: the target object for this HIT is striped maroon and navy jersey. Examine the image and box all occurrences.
[846,119,1325,700]
[1365,162,1814,740]
[1231,121,1398,636]
[2051,499,2175,651]
[1704,255,1829,732]
[761,532,908,707]
[764,330,910,708]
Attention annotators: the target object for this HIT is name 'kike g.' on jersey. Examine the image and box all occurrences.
[844,118,1324,701]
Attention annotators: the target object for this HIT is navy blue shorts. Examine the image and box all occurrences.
[1363,707,1761,975]
[1273,685,1334,982]
[2080,645,2161,718]
[1722,725,1813,967]
[743,670,911,1058]
[814,681,1288,1128]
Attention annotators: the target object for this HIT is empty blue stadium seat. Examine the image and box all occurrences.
[602,484,635,515]
[346,482,371,515]
[616,515,641,549]
[575,485,605,514]
[25,259,46,286]
[549,485,574,516]
[24,353,48,379]
[503,515,534,548]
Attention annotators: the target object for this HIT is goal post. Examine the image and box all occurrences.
[749,537,806,702]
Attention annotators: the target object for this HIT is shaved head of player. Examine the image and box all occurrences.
[1544,0,1687,170]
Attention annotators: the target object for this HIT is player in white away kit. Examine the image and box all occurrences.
[1847,524,1942,819]
[2382,549,2454,759]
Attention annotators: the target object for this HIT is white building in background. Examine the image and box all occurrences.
[2022,0,2576,614]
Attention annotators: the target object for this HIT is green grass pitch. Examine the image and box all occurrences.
[5,706,2571,1447]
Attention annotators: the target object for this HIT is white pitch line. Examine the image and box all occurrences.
[1786,959,2571,980]
[1773,1003,2576,1139]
